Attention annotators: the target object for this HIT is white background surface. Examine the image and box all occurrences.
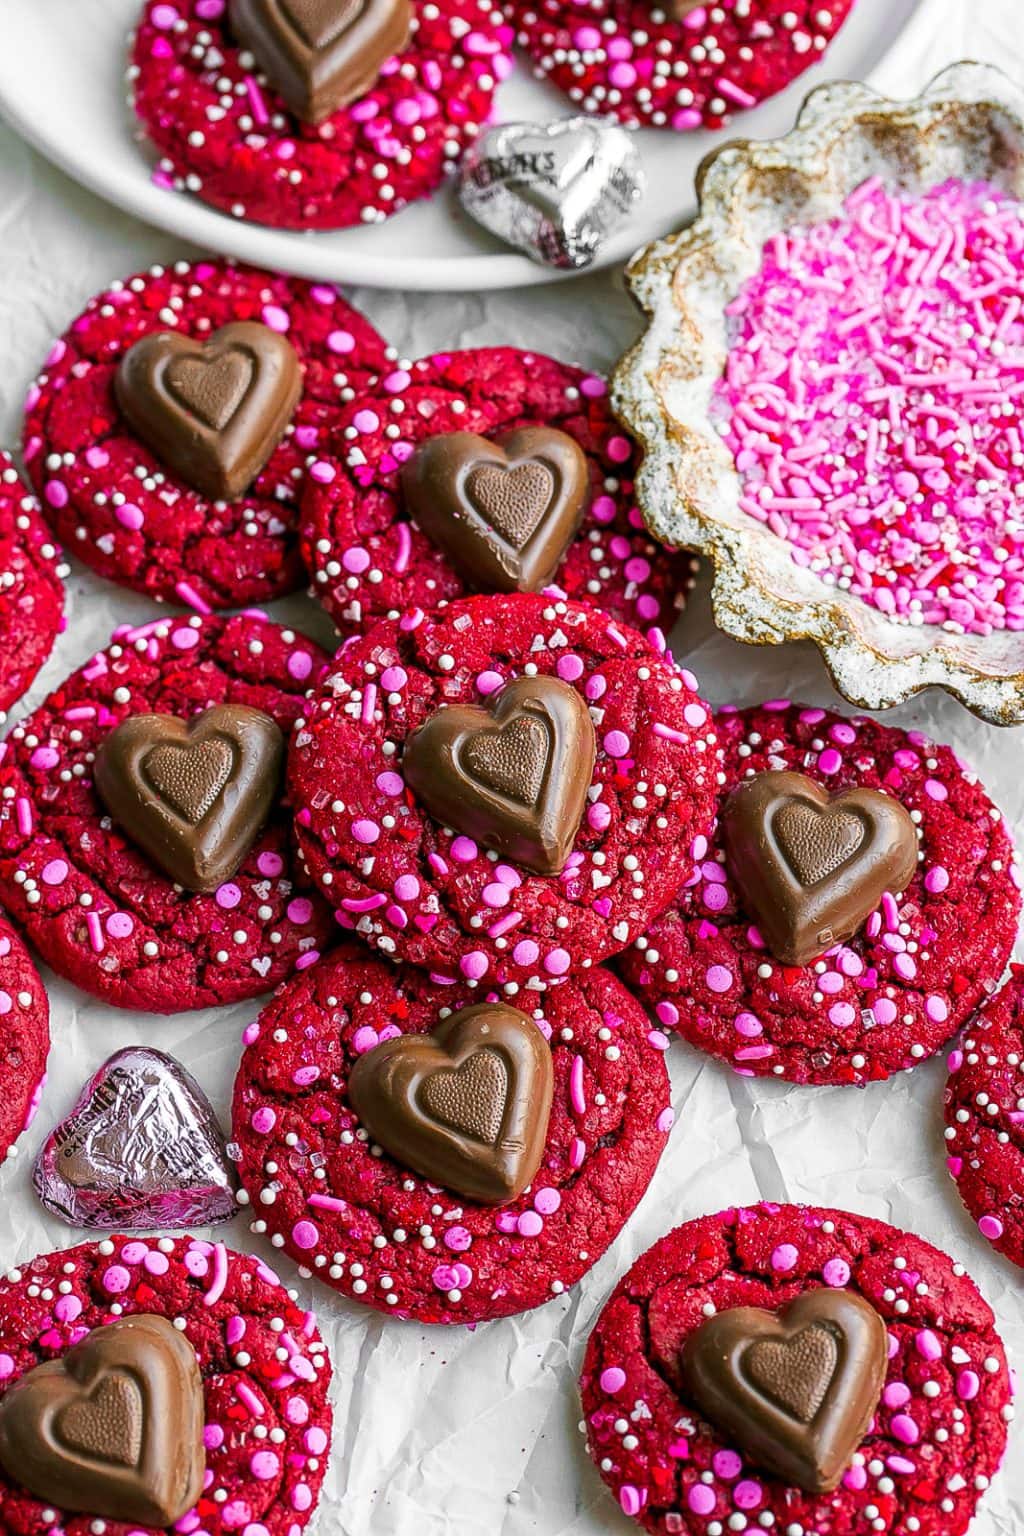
[0,0,922,290]
[1,2,1024,1533]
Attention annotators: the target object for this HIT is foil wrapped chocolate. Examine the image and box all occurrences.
[456,117,645,269]
[34,1048,236,1229]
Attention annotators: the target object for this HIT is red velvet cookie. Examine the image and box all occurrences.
[509,0,855,131]
[581,1203,1012,1536]
[945,966,1024,1270]
[232,941,672,1323]
[23,259,389,610]
[0,455,67,724]
[0,613,332,1013]
[301,347,695,638]
[619,701,1020,1086]
[289,593,718,992]
[129,0,512,230]
[0,915,49,1167]
[0,1236,332,1536]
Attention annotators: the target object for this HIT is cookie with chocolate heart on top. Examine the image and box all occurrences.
[23,258,388,609]
[0,1238,332,1536]
[233,941,673,1323]
[581,1203,1010,1536]
[301,346,695,641]
[288,592,718,992]
[0,613,332,1013]
[508,0,855,132]
[619,701,1020,1086]
[128,0,511,230]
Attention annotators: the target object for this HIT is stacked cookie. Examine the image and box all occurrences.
[0,249,1017,1536]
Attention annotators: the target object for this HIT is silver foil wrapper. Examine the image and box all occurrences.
[34,1047,236,1229]
[457,117,645,270]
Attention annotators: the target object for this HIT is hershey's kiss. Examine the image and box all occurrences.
[34,1048,236,1229]
[456,117,645,269]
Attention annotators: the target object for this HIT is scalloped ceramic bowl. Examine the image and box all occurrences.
[614,62,1024,725]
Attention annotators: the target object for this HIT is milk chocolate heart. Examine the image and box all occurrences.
[94,703,284,892]
[721,770,918,966]
[402,674,595,875]
[401,427,591,593]
[348,1003,554,1203]
[229,0,412,124]
[0,1314,205,1524]
[681,1291,887,1493]
[115,321,302,501]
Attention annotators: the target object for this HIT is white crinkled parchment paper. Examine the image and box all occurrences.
[0,4,1023,1529]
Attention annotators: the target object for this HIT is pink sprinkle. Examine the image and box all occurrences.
[716,178,1024,632]
[705,964,732,993]
[771,1243,799,1273]
[915,1329,942,1361]
[957,1369,980,1400]
[204,1242,229,1307]
[236,1381,265,1417]
[351,819,380,845]
[570,1055,586,1116]
[292,1221,319,1251]
[309,1192,348,1212]
[687,1484,716,1516]
[891,1414,919,1446]
[980,1214,1005,1240]
[175,582,211,614]
[544,947,571,976]
[619,1486,642,1518]
[115,502,145,531]
[600,1367,626,1394]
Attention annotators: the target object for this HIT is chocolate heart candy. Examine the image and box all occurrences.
[403,674,595,875]
[401,427,590,593]
[115,320,302,501]
[94,703,284,892]
[34,1047,236,1229]
[348,1002,554,1203]
[681,1291,887,1493]
[229,0,412,124]
[721,769,918,966]
[0,1314,205,1524]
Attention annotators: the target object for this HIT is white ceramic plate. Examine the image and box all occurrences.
[0,0,926,291]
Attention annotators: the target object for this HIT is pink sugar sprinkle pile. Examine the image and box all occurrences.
[715,178,1024,635]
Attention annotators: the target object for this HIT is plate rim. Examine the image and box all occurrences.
[0,0,933,293]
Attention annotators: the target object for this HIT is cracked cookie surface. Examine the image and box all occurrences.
[581,1203,1011,1536]
[0,613,332,1012]
[23,259,388,609]
[233,942,671,1324]
[619,702,1020,1086]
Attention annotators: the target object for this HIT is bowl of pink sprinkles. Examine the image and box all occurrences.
[614,62,1024,724]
